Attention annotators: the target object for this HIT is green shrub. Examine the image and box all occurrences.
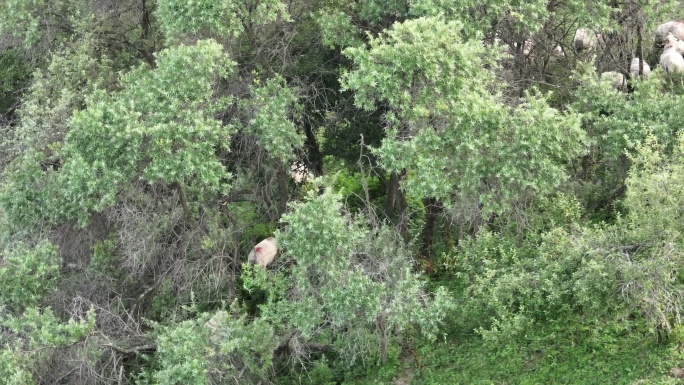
[0,241,60,313]
[145,305,278,385]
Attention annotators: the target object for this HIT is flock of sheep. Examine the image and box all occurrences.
[247,21,684,269]
[586,21,684,91]
[656,22,684,73]
[501,21,684,91]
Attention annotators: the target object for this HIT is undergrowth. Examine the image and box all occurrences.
[344,325,682,385]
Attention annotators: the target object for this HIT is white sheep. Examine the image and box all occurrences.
[660,48,684,75]
[289,161,313,184]
[656,21,684,43]
[629,58,651,79]
[600,71,627,92]
[519,39,534,56]
[248,237,278,268]
[574,28,600,51]
[553,45,565,57]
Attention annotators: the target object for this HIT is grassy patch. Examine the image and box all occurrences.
[345,326,682,385]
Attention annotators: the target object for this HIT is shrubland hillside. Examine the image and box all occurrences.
[3,0,684,384]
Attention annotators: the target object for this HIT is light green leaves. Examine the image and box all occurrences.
[242,76,303,163]
[342,17,491,116]
[0,242,60,312]
[3,306,95,349]
[249,189,453,364]
[0,346,34,385]
[1,40,236,229]
[9,36,113,160]
[60,40,234,219]
[625,133,684,245]
[343,16,586,221]
[317,11,363,49]
[0,307,96,384]
[156,0,290,43]
[408,0,552,33]
[151,315,211,385]
[150,306,278,384]
[0,0,46,47]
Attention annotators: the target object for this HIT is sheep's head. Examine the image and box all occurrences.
[663,34,684,53]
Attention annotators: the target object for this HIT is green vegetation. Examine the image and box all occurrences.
[3,0,684,384]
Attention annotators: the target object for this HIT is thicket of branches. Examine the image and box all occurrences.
[2,0,684,384]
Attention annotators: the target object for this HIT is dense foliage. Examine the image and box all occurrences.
[3,0,684,384]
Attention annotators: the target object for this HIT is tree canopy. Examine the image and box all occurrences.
[3,0,684,384]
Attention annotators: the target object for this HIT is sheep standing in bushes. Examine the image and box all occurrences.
[660,35,684,75]
[290,161,313,184]
[584,21,684,88]
[629,58,651,80]
[659,49,684,75]
[656,21,684,43]
[553,45,565,57]
[248,237,278,268]
[574,28,600,51]
[600,71,627,92]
